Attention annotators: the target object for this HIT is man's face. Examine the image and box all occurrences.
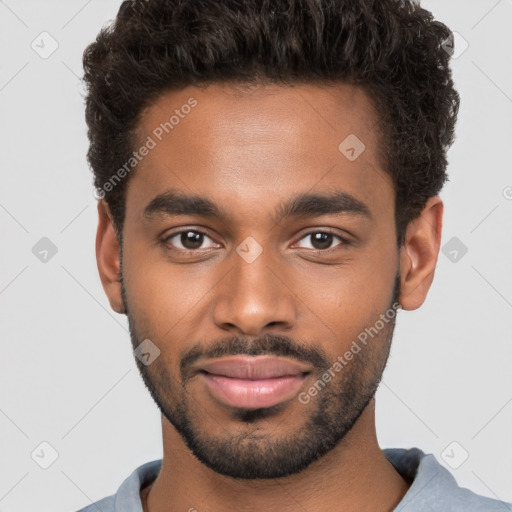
[118,83,401,479]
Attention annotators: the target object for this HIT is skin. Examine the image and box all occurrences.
[96,82,443,512]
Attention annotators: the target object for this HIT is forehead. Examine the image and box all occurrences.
[126,82,393,224]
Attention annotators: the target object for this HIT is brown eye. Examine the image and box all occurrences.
[163,230,217,251]
[180,231,204,249]
[296,231,348,251]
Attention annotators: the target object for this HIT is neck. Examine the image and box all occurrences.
[142,399,410,512]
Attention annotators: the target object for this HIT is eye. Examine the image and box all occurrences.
[163,230,219,251]
[295,231,349,251]
[162,229,349,253]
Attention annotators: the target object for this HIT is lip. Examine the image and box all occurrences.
[198,355,312,379]
[197,356,311,410]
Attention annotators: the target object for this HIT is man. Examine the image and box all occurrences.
[77,0,511,510]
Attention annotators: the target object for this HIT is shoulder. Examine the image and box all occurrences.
[75,495,116,512]
[384,448,512,511]
[71,459,162,512]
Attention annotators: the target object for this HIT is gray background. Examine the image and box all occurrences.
[1,1,511,510]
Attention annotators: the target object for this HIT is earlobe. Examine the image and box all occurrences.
[96,199,125,314]
[398,197,443,311]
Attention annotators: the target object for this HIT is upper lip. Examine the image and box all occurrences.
[197,356,312,379]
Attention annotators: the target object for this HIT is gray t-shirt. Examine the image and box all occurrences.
[75,447,511,511]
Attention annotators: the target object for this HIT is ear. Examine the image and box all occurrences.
[398,196,443,311]
[96,199,125,314]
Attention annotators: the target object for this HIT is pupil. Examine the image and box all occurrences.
[182,231,203,249]
[178,232,333,250]
[312,232,332,250]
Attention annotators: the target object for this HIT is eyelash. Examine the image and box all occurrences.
[161,229,350,253]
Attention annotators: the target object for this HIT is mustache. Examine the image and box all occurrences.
[180,333,330,383]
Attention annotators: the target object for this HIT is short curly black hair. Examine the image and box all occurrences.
[83,0,460,247]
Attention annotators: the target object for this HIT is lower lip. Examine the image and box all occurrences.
[201,372,308,410]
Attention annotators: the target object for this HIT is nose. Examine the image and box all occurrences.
[211,245,297,336]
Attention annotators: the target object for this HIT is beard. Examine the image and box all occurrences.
[121,271,400,480]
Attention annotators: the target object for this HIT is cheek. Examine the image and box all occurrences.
[122,243,219,338]
[299,251,395,307]
[295,253,398,348]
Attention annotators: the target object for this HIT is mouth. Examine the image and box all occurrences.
[196,356,312,410]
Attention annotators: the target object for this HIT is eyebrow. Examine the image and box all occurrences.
[143,188,373,224]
